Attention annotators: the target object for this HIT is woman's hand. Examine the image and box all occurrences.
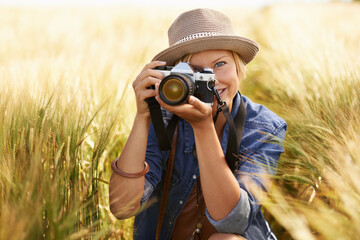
[154,82,213,129]
[132,61,167,119]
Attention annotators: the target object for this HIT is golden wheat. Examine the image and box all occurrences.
[1,3,360,239]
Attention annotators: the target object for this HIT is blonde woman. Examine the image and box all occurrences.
[109,8,286,240]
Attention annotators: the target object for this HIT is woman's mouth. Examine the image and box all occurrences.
[212,88,226,104]
[218,88,226,97]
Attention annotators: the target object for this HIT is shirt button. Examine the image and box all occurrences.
[179,200,184,205]
[192,175,197,180]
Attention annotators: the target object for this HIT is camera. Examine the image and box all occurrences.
[155,62,216,105]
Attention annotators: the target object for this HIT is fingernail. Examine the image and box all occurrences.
[188,96,195,104]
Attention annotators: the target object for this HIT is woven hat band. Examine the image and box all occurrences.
[174,32,230,45]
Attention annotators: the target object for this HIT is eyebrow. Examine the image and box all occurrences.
[190,55,228,70]
[211,55,228,64]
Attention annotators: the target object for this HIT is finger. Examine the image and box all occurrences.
[134,76,161,91]
[137,88,157,101]
[188,96,209,114]
[135,68,164,85]
[154,82,162,102]
[155,94,191,116]
[134,61,167,86]
[141,61,167,72]
[155,82,161,93]
[134,77,161,100]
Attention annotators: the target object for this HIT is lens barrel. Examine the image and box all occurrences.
[159,74,194,105]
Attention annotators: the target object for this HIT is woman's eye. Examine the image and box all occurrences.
[214,61,225,68]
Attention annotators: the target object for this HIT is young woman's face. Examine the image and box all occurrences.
[189,50,239,111]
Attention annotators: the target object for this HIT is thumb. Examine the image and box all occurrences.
[188,96,208,114]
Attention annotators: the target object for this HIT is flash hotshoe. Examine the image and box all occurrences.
[154,62,216,105]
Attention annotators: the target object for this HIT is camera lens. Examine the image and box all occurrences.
[162,78,185,101]
[159,74,194,105]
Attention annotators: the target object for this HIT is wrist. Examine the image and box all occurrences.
[135,112,152,125]
[192,118,215,133]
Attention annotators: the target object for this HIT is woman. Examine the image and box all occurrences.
[109,8,287,240]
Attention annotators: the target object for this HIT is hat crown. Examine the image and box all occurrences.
[168,8,235,46]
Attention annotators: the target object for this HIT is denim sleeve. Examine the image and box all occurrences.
[205,122,287,234]
[205,188,251,234]
[140,122,168,206]
[237,122,287,232]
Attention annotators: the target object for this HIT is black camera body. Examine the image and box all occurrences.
[155,62,216,105]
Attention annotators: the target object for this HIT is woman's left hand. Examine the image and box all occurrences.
[154,82,213,129]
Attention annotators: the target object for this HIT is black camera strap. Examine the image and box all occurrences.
[215,91,246,172]
[207,88,246,172]
[146,90,246,172]
[146,97,179,150]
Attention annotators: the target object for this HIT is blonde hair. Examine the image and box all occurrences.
[231,52,247,81]
[177,51,247,81]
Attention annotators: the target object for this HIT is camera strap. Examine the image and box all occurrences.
[151,92,245,239]
[146,96,179,150]
[147,90,246,172]
[213,90,246,172]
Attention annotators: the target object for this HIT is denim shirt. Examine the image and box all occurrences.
[134,92,287,240]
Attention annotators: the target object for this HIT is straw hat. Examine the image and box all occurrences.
[152,8,260,66]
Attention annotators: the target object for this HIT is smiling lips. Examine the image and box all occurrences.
[218,88,226,97]
[212,88,226,104]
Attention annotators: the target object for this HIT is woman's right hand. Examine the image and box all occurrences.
[132,61,167,118]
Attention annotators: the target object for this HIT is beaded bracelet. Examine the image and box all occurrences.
[111,159,150,178]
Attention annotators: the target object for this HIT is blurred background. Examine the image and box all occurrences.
[1,0,359,239]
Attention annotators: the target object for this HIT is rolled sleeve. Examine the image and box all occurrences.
[141,178,154,206]
[205,188,251,234]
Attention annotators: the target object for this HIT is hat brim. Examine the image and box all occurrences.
[152,35,260,66]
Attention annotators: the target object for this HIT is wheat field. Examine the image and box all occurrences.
[1,3,360,239]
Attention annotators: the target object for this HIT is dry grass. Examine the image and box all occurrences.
[1,3,360,239]
[242,3,360,240]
